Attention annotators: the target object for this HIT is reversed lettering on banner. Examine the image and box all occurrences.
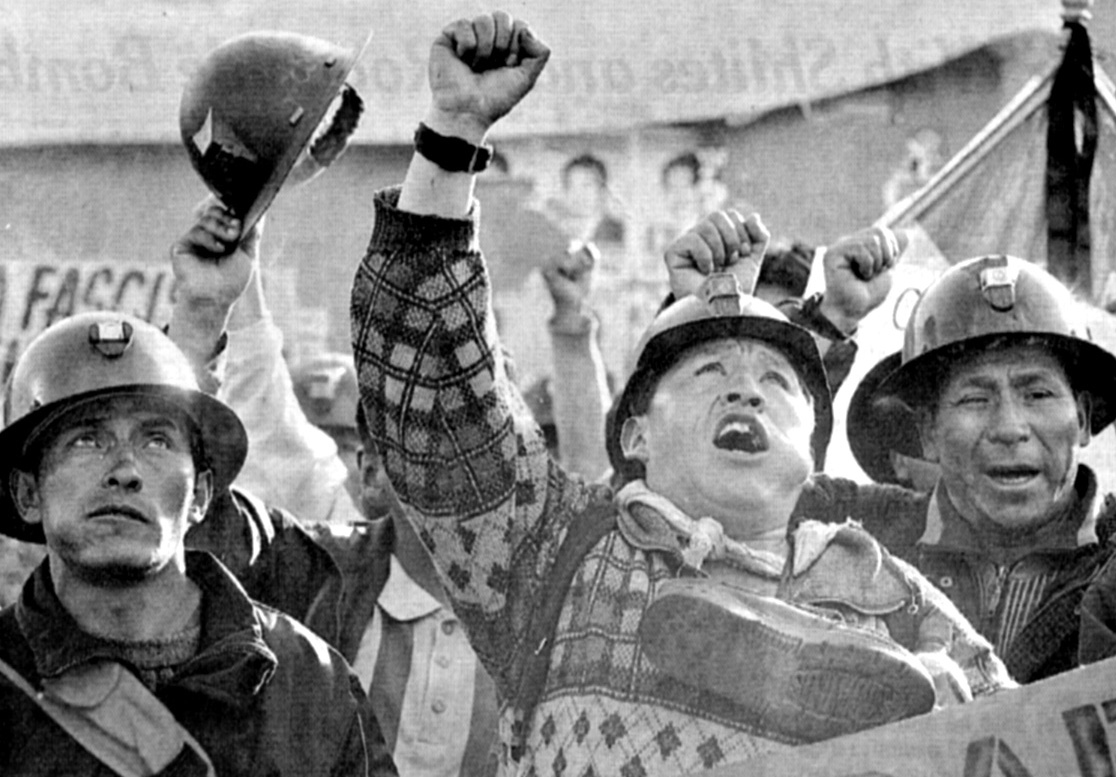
[0,260,175,383]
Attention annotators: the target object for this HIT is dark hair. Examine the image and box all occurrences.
[562,153,608,189]
[661,152,701,187]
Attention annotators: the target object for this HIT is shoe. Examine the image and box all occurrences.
[638,577,936,743]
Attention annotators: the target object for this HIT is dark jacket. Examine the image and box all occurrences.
[0,551,380,777]
[187,487,342,623]
[794,469,1116,682]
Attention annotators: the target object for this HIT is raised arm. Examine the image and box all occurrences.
[219,252,356,525]
[397,15,549,218]
[541,242,611,481]
[166,200,257,391]
[352,13,550,518]
[350,14,563,691]
[165,199,345,620]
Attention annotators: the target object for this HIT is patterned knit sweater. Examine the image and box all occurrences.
[350,188,1009,777]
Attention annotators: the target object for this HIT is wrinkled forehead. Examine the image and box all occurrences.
[942,339,1073,390]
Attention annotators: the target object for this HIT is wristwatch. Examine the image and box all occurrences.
[413,122,493,173]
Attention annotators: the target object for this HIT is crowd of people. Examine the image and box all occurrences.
[1,10,1116,777]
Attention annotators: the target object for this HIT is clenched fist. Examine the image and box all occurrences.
[425,12,550,143]
[664,210,770,300]
[820,226,908,334]
[542,241,598,326]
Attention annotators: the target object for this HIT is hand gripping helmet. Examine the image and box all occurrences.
[0,312,248,543]
[847,254,1116,476]
[290,352,359,433]
[606,273,833,484]
[179,29,370,233]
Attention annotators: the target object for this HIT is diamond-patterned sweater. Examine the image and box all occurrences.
[350,188,1008,777]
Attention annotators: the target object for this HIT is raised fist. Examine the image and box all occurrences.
[664,210,770,300]
[820,226,908,333]
[542,241,598,324]
[426,12,550,142]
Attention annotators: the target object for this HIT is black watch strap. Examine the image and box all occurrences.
[413,122,493,173]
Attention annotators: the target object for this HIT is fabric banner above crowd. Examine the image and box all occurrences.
[0,0,1066,145]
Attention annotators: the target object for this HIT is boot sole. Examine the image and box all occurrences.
[639,578,936,742]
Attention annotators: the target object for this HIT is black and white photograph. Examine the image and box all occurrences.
[2,1,1116,775]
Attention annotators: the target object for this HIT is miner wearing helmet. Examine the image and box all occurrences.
[829,254,1116,681]
[0,313,374,775]
[347,14,1010,776]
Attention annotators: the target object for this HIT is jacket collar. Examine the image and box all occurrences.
[920,465,1100,559]
[16,550,276,707]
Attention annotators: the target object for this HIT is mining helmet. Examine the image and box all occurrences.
[847,254,1116,474]
[845,352,921,484]
[291,353,359,433]
[179,29,370,234]
[606,273,833,483]
[0,312,248,543]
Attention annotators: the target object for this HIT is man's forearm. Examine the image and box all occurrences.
[166,297,232,395]
[550,317,611,481]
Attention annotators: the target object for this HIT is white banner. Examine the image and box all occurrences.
[0,259,175,381]
[700,655,1116,777]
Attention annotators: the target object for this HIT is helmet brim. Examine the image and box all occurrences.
[0,384,247,543]
[239,30,373,235]
[845,352,923,484]
[847,332,1116,481]
[606,315,833,482]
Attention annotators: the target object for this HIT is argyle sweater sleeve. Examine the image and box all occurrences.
[350,187,586,694]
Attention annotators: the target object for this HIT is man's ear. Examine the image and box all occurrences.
[916,408,941,463]
[189,470,214,525]
[12,470,43,525]
[1075,391,1093,449]
[620,415,651,464]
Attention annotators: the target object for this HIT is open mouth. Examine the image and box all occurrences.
[713,415,769,454]
[88,505,147,522]
[984,465,1041,486]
